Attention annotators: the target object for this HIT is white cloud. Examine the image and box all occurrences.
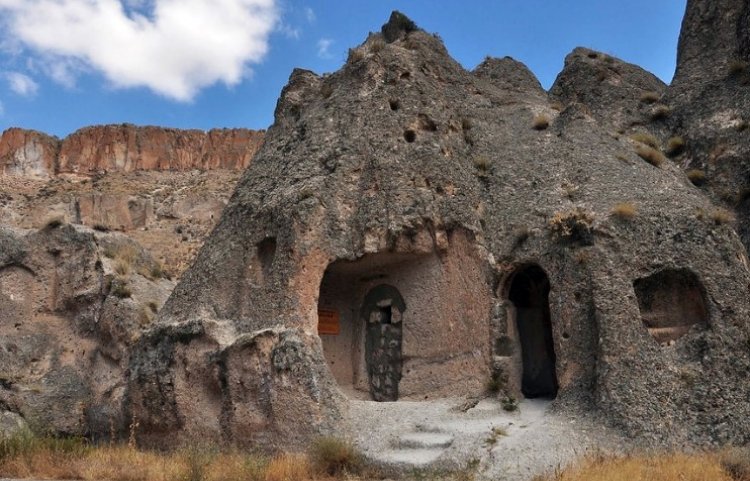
[6,71,38,96]
[278,23,300,39]
[304,7,315,23]
[317,38,333,59]
[0,0,279,101]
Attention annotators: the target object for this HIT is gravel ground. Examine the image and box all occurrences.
[346,397,626,480]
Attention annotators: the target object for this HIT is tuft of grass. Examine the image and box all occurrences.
[636,145,665,167]
[610,202,637,219]
[549,207,595,244]
[114,258,130,276]
[532,114,550,130]
[630,132,660,149]
[650,105,671,121]
[686,169,707,186]
[347,47,365,63]
[308,437,362,476]
[110,279,132,299]
[639,91,660,104]
[710,208,735,226]
[665,136,686,157]
[265,453,312,481]
[473,155,491,173]
[369,37,386,53]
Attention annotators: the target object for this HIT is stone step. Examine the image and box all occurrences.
[374,447,445,468]
[398,432,454,449]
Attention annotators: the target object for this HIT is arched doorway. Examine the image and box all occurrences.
[361,285,405,402]
[508,265,558,399]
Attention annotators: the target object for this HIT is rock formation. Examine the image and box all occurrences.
[0,223,174,439]
[127,3,750,452]
[1,125,264,278]
[1,125,264,176]
[4,0,750,464]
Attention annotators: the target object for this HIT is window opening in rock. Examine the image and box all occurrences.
[508,265,558,399]
[633,268,708,344]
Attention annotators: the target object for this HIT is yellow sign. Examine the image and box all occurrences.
[318,309,340,335]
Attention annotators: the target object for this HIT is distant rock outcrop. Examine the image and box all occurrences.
[0,125,264,177]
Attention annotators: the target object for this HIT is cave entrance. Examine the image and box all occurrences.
[508,265,558,399]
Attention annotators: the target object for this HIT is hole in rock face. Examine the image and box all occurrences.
[508,265,558,399]
[404,130,416,142]
[389,99,400,111]
[633,268,708,344]
[257,237,277,279]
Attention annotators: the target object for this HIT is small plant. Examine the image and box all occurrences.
[110,279,132,299]
[650,104,671,121]
[686,169,707,186]
[501,396,518,412]
[369,36,386,53]
[92,223,110,232]
[736,120,749,132]
[308,436,362,475]
[636,145,665,167]
[639,91,660,104]
[347,47,365,63]
[710,208,735,225]
[473,155,491,173]
[630,132,660,149]
[114,258,130,276]
[610,202,637,219]
[549,207,595,244]
[665,136,686,157]
[532,114,550,130]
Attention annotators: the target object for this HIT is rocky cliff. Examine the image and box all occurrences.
[1,124,264,177]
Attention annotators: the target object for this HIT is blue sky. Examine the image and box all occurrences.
[0,1,687,138]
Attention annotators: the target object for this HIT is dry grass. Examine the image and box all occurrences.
[532,114,550,130]
[0,431,364,481]
[639,91,660,104]
[665,136,686,157]
[610,202,637,219]
[686,169,707,185]
[650,104,671,121]
[43,214,65,230]
[549,207,595,244]
[537,452,735,481]
[473,155,491,173]
[630,132,659,149]
[635,145,666,167]
[710,208,736,226]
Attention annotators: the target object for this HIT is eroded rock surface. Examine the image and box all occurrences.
[0,223,174,438]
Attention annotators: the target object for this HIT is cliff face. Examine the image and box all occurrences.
[0,124,264,176]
